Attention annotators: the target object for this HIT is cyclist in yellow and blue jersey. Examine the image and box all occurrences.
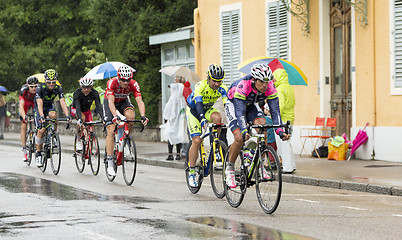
[186,64,228,187]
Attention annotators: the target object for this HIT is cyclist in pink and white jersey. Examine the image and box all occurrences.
[103,65,148,176]
[225,63,289,188]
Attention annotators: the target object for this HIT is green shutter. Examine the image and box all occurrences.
[395,0,402,87]
[222,10,241,86]
[268,1,288,60]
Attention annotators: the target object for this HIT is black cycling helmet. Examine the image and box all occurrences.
[44,69,58,81]
[26,76,39,85]
[207,64,225,81]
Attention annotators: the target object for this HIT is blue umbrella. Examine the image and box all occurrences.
[0,85,8,93]
[84,62,136,80]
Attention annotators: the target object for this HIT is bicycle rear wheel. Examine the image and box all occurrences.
[224,145,246,208]
[210,140,227,199]
[26,131,35,166]
[255,145,282,214]
[184,141,204,194]
[89,133,100,176]
[104,147,116,182]
[122,135,137,186]
[74,134,85,173]
[50,133,62,175]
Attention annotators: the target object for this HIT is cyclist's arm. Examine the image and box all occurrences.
[19,98,26,119]
[135,95,146,117]
[232,97,247,133]
[107,94,118,117]
[36,98,44,117]
[93,90,104,120]
[266,97,284,135]
[73,90,82,120]
[59,97,70,118]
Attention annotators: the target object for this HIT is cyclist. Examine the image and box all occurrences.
[103,65,148,176]
[71,77,104,151]
[186,64,228,187]
[19,76,39,162]
[225,63,289,188]
[34,69,71,167]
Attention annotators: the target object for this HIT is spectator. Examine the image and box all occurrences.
[163,76,189,160]
[0,92,6,139]
[273,68,296,173]
[177,76,192,158]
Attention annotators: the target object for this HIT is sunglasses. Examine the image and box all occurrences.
[28,85,37,88]
[81,86,92,89]
[119,79,130,82]
[46,81,56,84]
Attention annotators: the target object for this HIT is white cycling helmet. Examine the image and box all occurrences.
[79,77,93,87]
[250,63,274,82]
[117,65,134,80]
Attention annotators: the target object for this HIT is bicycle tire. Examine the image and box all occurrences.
[122,135,137,186]
[255,145,282,214]
[224,145,246,208]
[39,151,47,173]
[184,141,204,194]
[210,140,227,199]
[26,131,34,166]
[104,147,116,182]
[89,133,100,176]
[50,133,62,175]
[74,134,85,173]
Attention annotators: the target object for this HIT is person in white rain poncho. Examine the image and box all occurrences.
[163,79,189,160]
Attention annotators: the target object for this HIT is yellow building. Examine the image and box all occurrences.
[193,0,402,162]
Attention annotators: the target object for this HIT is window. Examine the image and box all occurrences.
[221,9,241,86]
[177,45,186,60]
[394,0,402,89]
[267,1,288,59]
[164,48,174,62]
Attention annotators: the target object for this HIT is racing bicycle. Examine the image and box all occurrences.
[24,113,36,166]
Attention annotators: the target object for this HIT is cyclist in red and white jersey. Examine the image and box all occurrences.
[103,65,148,176]
[19,76,38,162]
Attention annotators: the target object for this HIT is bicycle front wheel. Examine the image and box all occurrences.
[210,140,227,199]
[122,135,137,186]
[89,133,100,176]
[184,141,204,194]
[224,145,246,208]
[50,133,62,175]
[74,134,85,173]
[255,145,282,214]
[39,152,47,173]
[104,147,116,182]
[26,131,35,166]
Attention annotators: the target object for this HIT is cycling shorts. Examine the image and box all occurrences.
[19,100,34,121]
[225,101,265,133]
[71,108,93,122]
[103,97,134,126]
[34,104,56,128]
[186,106,219,138]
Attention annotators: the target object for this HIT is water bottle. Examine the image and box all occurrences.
[244,149,255,167]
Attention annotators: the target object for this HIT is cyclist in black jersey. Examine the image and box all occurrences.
[71,78,104,150]
[34,69,71,167]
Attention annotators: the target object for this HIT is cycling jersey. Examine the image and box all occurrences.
[226,74,282,134]
[186,79,228,120]
[19,84,35,114]
[72,88,104,120]
[104,77,141,103]
[35,83,65,108]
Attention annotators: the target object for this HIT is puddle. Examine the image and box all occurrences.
[187,216,315,240]
[0,172,158,205]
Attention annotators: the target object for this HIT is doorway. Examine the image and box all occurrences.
[330,0,352,136]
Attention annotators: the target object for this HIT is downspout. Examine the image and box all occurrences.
[371,2,376,159]
[194,8,201,77]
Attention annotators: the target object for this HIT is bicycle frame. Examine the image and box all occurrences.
[80,121,102,159]
[114,119,143,165]
[199,124,226,176]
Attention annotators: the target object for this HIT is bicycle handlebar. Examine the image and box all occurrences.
[251,120,291,134]
[44,118,70,129]
[83,121,104,126]
[114,119,145,132]
[200,123,227,139]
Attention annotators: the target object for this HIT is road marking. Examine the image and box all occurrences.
[295,198,320,203]
[74,226,117,240]
[339,206,369,211]
[392,214,402,217]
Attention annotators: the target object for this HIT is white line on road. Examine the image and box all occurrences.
[74,226,117,240]
[295,198,320,203]
[392,214,402,217]
[339,206,369,211]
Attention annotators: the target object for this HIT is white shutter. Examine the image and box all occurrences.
[395,0,402,87]
[268,1,288,60]
[222,10,241,86]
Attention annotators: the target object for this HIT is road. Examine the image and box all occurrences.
[0,144,401,240]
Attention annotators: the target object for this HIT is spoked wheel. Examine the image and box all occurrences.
[26,132,35,166]
[184,141,204,194]
[210,140,227,199]
[74,134,85,173]
[224,145,246,208]
[89,133,100,176]
[255,145,282,214]
[39,151,48,173]
[104,147,117,182]
[50,133,62,175]
[122,136,137,186]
